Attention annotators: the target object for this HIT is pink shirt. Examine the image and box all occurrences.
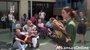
[38,23,44,28]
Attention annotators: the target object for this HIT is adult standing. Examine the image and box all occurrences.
[39,10,46,23]
[61,7,76,47]
[1,14,7,28]
[34,13,39,25]
[8,13,14,32]
[77,12,87,44]
[21,13,28,26]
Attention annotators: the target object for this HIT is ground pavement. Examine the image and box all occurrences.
[0,27,90,50]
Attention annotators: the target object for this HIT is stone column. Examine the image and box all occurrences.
[87,0,90,19]
[85,0,90,26]
[19,0,28,22]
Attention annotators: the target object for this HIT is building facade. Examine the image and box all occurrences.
[0,0,55,21]
[0,0,89,21]
[53,0,85,16]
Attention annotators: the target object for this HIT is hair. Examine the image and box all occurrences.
[16,28,21,34]
[79,11,84,14]
[27,20,32,24]
[63,7,75,18]
[23,13,26,16]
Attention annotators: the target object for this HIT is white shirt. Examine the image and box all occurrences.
[8,14,14,20]
[39,12,46,19]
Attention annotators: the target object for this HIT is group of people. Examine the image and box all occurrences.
[13,20,39,50]
[49,7,87,50]
[49,7,76,50]
[0,13,14,29]
[0,6,87,50]
[11,10,46,50]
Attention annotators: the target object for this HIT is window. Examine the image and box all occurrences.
[0,1,19,28]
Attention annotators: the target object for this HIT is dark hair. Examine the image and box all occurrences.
[63,7,75,18]
[23,13,26,16]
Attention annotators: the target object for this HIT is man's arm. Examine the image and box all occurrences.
[24,35,28,42]
[15,38,25,43]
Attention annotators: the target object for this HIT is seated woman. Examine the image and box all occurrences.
[13,29,28,50]
[45,19,53,36]
[37,19,49,39]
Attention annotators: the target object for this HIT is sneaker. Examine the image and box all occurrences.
[56,46,61,50]
[16,49,20,50]
[22,48,25,50]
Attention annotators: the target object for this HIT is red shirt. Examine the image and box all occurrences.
[30,16,35,23]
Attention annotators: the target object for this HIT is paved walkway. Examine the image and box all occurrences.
[0,27,90,50]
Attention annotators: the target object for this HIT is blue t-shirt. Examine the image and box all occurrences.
[46,21,51,27]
